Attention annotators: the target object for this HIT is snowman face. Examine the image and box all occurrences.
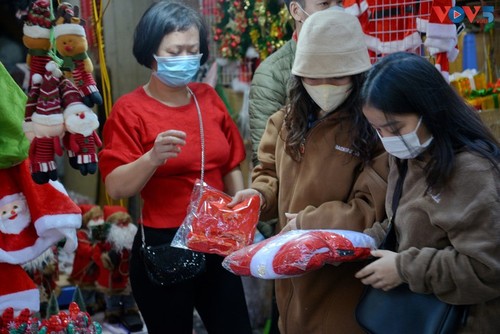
[0,196,31,234]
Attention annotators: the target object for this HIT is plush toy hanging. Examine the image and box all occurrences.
[60,78,102,176]
[27,61,65,184]
[21,0,53,90]
[54,2,103,107]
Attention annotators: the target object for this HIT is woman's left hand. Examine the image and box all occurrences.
[354,250,402,291]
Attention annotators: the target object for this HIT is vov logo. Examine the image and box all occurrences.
[432,6,494,24]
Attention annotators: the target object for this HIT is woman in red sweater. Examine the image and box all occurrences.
[98,2,251,333]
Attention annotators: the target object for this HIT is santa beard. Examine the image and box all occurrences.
[0,198,31,234]
[107,223,138,252]
[65,112,99,137]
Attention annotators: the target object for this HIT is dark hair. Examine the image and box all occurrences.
[362,52,500,191]
[283,72,378,162]
[133,1,209,69]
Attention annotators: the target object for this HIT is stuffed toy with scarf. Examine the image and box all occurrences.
[54,2,103,107]
[27,61,65,184]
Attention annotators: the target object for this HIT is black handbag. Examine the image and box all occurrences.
[140,228,206,287]
[139,86,207,287]
[355,160,468,334]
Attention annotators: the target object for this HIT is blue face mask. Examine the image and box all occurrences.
[153,54,202,87]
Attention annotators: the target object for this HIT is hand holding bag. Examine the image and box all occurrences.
[355,160,468,334]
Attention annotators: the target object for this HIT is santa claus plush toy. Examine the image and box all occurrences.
[0,162,81,315]
[27,61,65,184]
[93,206,140,326]
[61,79,102,176]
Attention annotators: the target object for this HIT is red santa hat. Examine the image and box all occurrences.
[60,78,90,118]
[23,0,52,39]
[31,61,64,126]
[0,263,39,314]
[0,160,81,264]
[103,205,129,222]
[53,3,85,38]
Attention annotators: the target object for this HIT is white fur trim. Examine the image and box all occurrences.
[344,3,360,16]
[447,47,459,62]
[0,193,24,208]
[426,22,457,40]
[364,32,422,55]
[32,112,64,126]
[32,73,42,85]
[23,24,50,39]
[54,24,85,37]
[35,213,81,237]
[359,0,368,14]
[0,289,40,313]
[0,231,64,264]
[416,18,428,33]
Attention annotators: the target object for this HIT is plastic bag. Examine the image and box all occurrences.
[172,180,261,256]
[222,229,376,279]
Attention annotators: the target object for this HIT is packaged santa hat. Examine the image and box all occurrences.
[22,0,52,39]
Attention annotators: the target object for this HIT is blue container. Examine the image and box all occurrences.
[462,33,478,71]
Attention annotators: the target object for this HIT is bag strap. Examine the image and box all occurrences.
[380,159,408,251]
[141,87,205,249]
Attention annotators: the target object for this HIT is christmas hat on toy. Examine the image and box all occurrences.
[31,61,64,126]
[103,205,128,222]
[0,160,82,265]
[22,0,53,39]
[0,62,29,168]
[0,263,39,314]
[60,78,99,135]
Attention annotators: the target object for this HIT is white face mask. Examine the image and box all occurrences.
[302,82,352,113]
[377,117,433,159]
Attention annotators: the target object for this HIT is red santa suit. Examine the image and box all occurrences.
[68,204,103,287]
[92,206,136,294]
[61,78,102,176]
[343,0,458,79]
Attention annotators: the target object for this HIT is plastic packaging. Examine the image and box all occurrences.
[222,229,377,279]
[172,180,261,256]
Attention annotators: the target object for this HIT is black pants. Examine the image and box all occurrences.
[130,226,252,334]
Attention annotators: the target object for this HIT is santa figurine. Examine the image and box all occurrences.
[68,204,104,314]
[0,162,81,315]
[61,78,102,176]
[28,61,65,184]
[92,206,142,331]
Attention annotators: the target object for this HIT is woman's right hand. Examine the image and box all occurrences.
[148,130,186,166]
[227,188,264,208]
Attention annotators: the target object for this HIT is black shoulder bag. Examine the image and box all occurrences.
[355,160,468,334]
[140,87,206,286]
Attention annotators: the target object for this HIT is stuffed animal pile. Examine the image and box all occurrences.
[21,0,103,184]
